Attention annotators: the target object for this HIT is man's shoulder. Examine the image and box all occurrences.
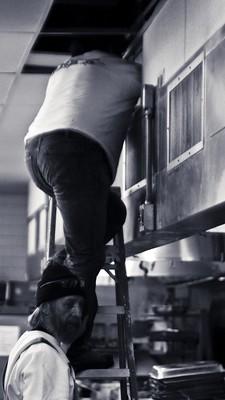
[18,339,63,370]
[15,331,60,357]
[22,340,58,363]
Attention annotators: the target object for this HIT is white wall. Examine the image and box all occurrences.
[0,189,27,281]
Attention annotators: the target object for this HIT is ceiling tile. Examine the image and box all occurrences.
[0,0,53,33]
[0,73,15,104]
[0,33,34,72]
[9,74,49,106]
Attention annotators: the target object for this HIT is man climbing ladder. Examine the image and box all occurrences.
[24,40,141,367]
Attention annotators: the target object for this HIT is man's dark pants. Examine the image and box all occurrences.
[25,130,126,352]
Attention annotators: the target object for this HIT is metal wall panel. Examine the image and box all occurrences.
[143,0,185,85]
[124,24,225,254]
[125,107,145,190]
[185,0,225,60]
[205,38,225,138]
[157,37,225,228]
[168,63,202,163]
[143,0,225,86]
[156,148,204,228]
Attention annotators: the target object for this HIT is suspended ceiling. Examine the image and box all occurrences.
[0,0,53,185]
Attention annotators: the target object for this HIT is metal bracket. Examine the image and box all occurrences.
[138,202,155,232]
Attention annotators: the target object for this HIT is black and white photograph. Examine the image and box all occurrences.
[1,1,225,399]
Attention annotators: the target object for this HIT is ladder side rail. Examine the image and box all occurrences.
[115,292,129,400]
[114,228,138,400]
[113,230,130,400]
[46,196,57,260]
[114,244,127,370]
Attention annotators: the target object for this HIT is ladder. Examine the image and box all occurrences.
[46,193,138,400]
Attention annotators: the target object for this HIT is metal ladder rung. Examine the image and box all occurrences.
[103,263,116,271]
[77,368,130,380]
[97,305,125,315]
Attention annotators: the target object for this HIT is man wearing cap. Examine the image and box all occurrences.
[3,260,87,400]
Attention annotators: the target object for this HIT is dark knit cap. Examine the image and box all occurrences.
[36,260,86,307]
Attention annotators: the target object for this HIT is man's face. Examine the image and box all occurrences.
[49,295,86,344]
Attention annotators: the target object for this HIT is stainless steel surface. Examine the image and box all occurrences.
[124,25,225,255]
[166,53,204,171]
[150,361,224,379]
[157,28,225,230]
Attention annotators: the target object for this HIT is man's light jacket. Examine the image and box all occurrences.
[3,330,78,400]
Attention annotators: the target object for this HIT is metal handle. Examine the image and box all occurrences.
[142,84,156,204]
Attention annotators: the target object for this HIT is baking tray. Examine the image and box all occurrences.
[150,361,224,379]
